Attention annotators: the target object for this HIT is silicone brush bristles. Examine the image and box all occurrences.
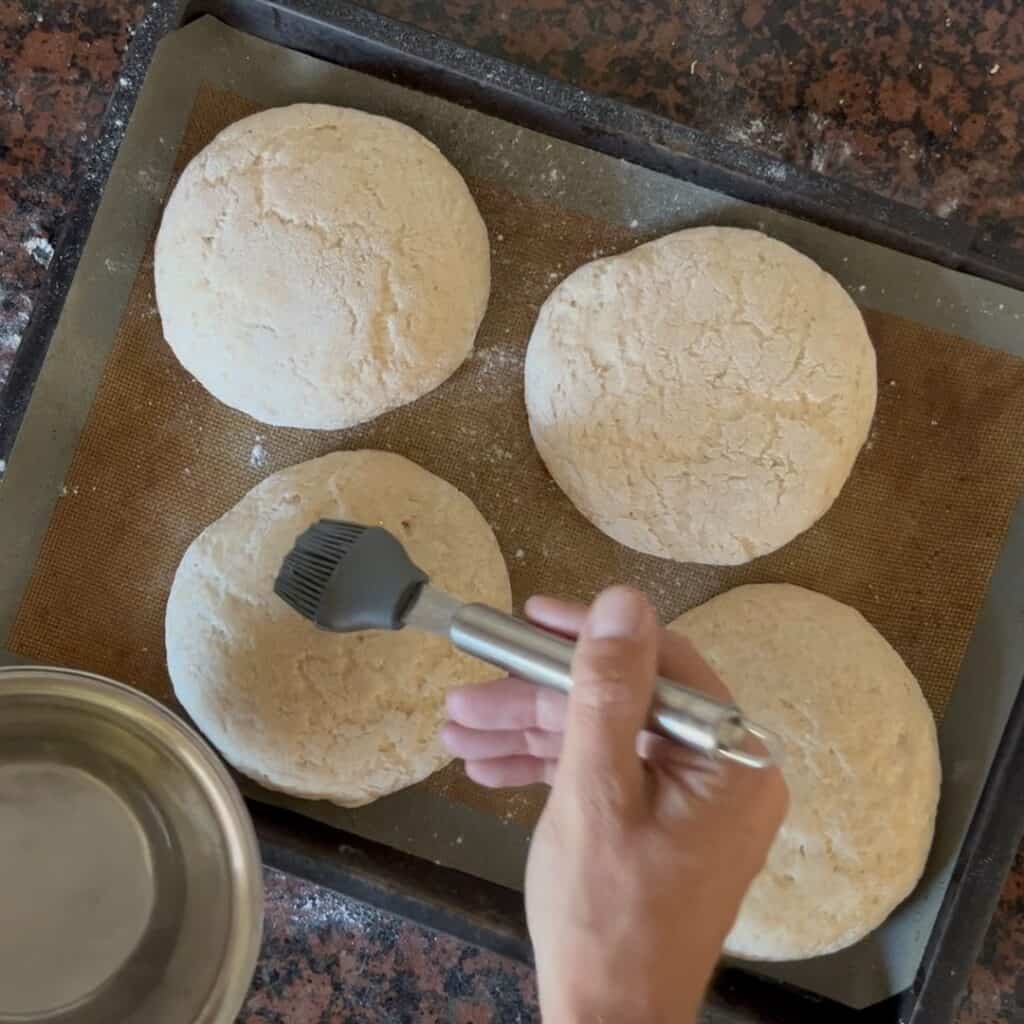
[274,520,367,622]
[276,519,430,632]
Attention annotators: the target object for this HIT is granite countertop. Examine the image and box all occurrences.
[1,0,1022,1020]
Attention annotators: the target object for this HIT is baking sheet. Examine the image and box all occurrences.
[3,16,1024,1010]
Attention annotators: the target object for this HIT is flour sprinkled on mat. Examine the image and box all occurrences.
[248,438,268,470]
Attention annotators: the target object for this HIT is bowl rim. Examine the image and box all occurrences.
[0,664,264,1024]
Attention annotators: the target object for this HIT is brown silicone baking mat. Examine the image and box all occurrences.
[11,81,1024,825]
[5,17,1024,1008]
[10,78,1024,869]
[11,83,1024,723]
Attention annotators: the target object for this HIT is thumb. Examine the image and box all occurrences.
[560,586,658,798]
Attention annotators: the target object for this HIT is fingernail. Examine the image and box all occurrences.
[589,587,649,639]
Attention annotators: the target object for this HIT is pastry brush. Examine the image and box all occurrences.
[274,520,779,769]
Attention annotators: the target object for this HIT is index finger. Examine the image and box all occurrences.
[523,595,587,638]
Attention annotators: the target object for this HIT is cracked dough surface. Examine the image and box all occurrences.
[154,104,490,429]
[166,450,511,807]
[672,584,940,961]
[525,227,877,564]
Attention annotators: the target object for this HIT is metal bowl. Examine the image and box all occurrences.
[0,666,263,1024]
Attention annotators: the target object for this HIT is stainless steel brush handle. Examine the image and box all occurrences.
[447,603,777,769]
[274,519,778,768]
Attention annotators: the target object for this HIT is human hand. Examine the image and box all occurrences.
[442,587,788,1023]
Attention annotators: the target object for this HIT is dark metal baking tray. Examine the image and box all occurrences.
[1,2,1022,1022]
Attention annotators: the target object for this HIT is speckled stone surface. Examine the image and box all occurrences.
[247,853,1024,1023]
[1,1,1023,1020]
[363,0,1024,250]
[957,843,1024,1024]
[0,0,142,398]
[243,869,539,1023]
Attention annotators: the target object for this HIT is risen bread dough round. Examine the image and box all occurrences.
[525,227,876,565]
[166,450,511,807]
[154,104,490,429]
[672,584,940,961]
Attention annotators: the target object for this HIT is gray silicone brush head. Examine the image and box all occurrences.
[274,520,429,632]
